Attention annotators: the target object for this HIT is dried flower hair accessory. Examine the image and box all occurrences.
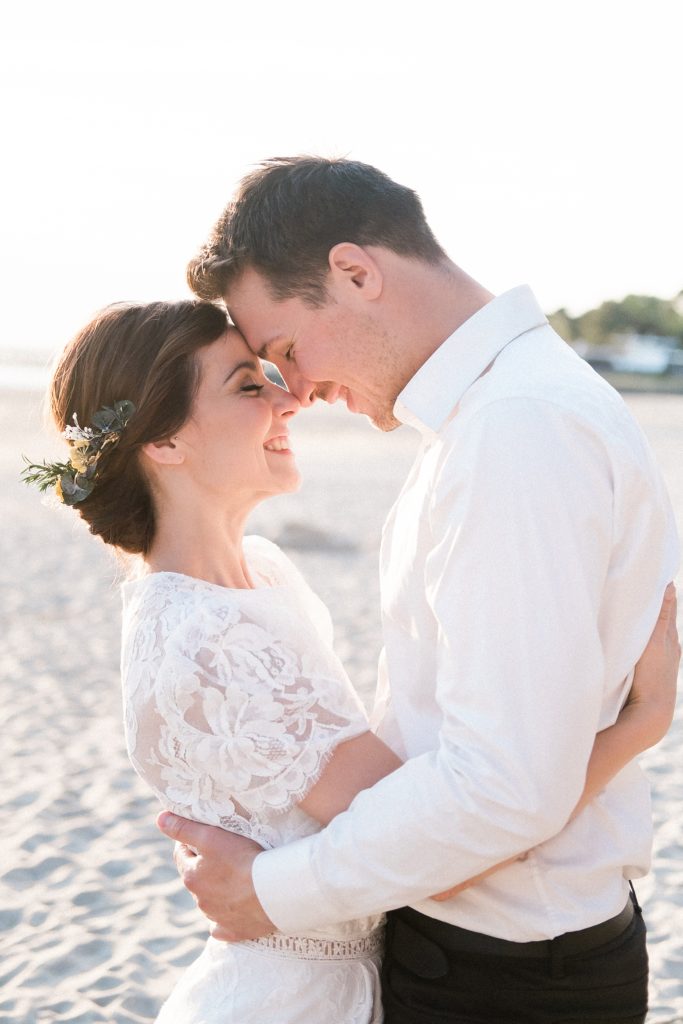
[22,400,136,505]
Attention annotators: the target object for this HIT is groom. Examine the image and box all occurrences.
[158,157,679,1021]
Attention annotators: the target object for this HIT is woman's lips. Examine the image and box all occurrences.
[264,435,293,454]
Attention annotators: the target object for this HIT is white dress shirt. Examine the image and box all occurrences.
[253,286,679,941]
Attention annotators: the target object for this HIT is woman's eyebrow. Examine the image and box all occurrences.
[223,359,260,384]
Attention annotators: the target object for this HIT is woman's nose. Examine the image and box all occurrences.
[272,384,301,417]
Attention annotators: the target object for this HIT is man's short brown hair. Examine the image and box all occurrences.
[187,156,447,307]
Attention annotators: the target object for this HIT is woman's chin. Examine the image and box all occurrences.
[283,469,303,493]
[263,467,303,498]
[278,458,302,491]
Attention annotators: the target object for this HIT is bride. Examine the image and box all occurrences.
[28,298,679,1023]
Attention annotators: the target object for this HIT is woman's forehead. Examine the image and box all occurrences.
[196,328,257,385]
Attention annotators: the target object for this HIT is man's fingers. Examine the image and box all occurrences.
[173,841,198,869]
[157,812,217,853]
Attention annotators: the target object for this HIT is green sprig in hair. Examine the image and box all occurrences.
[22,400,136,506]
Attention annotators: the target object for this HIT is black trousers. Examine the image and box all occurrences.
[381,903,648,1024]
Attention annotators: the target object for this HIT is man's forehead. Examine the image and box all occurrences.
[231,327,284,362]
[231,322,279,359]
[227,280,286,349]
[225,298,278,355]
[226,266,274,311]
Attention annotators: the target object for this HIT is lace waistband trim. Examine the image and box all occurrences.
[243,928,385,961]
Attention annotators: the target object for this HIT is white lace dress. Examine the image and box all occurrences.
[120,536,384,1024]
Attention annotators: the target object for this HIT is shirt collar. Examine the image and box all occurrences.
[394,285,548,436]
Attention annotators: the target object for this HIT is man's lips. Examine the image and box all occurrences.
[315,382,343,404]
[343,388,358,413]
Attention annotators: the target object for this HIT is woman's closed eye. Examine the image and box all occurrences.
[241,382,265,395]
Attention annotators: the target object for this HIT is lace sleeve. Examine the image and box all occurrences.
[124,590,369,833]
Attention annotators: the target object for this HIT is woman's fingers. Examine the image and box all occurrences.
[640,583,679,661]
[654,582,678,644]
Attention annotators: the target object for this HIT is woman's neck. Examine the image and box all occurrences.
[145,501,256,589]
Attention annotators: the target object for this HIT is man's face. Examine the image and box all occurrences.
[226,268,402,431]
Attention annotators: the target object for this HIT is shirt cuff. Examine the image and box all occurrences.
[252,836,329,934]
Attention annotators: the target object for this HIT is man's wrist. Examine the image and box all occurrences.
[252,837,328,934]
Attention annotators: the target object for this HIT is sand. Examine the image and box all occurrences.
[1,387,682,1023]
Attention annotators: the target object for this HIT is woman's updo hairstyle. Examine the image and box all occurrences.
[50,300,229,555]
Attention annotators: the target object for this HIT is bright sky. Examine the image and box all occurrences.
[2,0,681,357]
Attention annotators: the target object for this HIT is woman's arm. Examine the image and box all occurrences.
[300,584,679,897]
[298,730,402,825]
[570,581,679,819]
[433,583,680,899]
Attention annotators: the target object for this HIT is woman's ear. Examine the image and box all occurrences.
[140,437,185,467]
[327,243,383,301]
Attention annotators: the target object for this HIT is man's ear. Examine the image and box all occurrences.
[141,437,185,467]
[328,243,383,301]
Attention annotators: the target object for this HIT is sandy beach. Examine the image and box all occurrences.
[1,387,682,1024]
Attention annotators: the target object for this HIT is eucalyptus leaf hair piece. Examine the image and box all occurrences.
[22,400,136,506]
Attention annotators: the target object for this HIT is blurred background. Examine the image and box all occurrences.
[1,0,682,384]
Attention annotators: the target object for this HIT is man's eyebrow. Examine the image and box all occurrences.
[257,334,284,360]
[223,359,259,384]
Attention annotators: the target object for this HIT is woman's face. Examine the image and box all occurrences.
[173,328,301,505]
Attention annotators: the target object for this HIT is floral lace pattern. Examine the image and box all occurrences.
[120,536,370,850]
[121,537,385,1022]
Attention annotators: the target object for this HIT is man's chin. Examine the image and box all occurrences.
[368,408,402,432]
[341,390,398,431]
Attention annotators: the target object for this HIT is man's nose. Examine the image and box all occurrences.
[280,367,318,408]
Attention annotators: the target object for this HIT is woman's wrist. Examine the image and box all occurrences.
[617,696,673,753]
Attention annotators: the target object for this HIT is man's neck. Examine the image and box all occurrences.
[386,258,495,393]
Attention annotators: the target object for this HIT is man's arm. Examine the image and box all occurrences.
[159,400,678,937]
[247,401,613,929]
[158,584,678,933]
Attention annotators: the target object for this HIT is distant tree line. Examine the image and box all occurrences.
[549,291,683,347]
